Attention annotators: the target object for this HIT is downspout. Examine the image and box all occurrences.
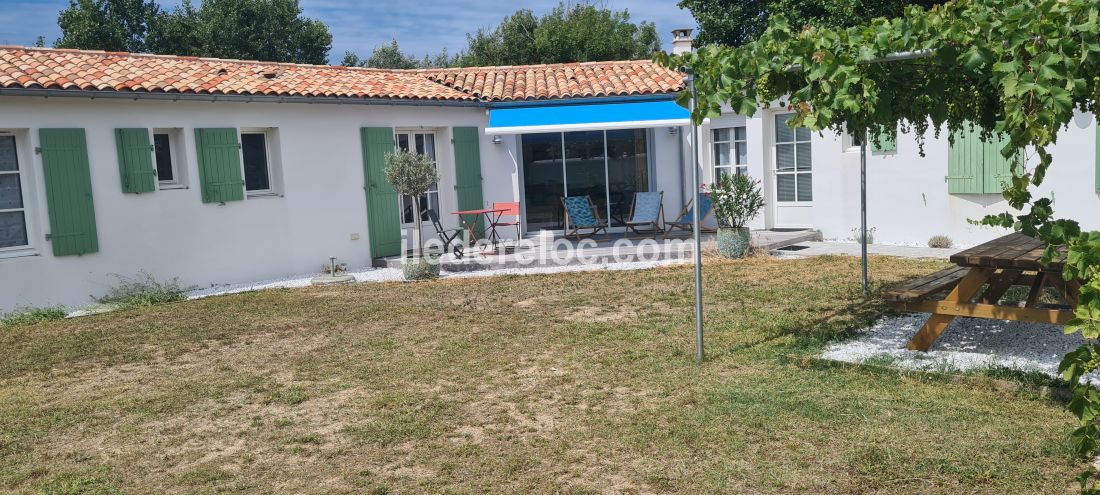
[677,125,686,211]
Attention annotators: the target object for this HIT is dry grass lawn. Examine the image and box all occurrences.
[0,255,1084,494]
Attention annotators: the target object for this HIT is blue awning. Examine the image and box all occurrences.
[485,100,691,135]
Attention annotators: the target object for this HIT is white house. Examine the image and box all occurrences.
[0,35,1098,312]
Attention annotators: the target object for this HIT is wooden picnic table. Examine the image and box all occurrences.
[884,232,1078,352]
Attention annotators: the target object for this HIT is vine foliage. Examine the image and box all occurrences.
[657,0,1100,488]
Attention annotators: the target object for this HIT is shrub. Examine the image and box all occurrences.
[0,305,67,326]
[98,271,193,309]
[850,227,876,244]
[928,235,954,249]
[705,173,765,229]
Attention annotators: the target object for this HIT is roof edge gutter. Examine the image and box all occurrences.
[0,88,487,107]
[486,93,681,109]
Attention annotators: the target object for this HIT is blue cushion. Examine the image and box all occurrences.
[564,196,599,227]
[630,192,662,223]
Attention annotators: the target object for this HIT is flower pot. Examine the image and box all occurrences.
[402,256,440,280]
[716,227,752,259]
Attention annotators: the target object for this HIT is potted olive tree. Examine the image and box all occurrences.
[708,173,765,259]
[384,151,440,280]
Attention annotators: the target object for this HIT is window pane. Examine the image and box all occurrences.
[735,141,747,165]
[0,136,17,172]
[712,128,729,142]
[713,142,730,166]
[521,133,565,230]
[0,211,27,248]
[422,134,436,161]
[564,130,607,221]
[605,129,649,227]
[0,174,22,209]
[241,133,270,191]
[795,126,811,142]
[796,143,812,170]
[153,134,174,182]
[734,127,746,141]
[776,143,795,171]
[797,173,813,201]
[849,131,863,147]
[735,165,748,176]
[397,134,410,152]
[775,114,794,143]
[715,166,732,181]
[777,174,796,201]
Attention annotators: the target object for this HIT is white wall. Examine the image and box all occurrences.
[701,108,1100,247]
[0,96,490,311]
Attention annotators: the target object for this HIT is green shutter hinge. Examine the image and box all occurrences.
[150,145,155,152]
[34,147,41,155]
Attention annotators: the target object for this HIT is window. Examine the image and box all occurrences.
[240,130,273,194]
[0,134,29,250]
[396,131,438,224]
[152,128,186,188]
[775,113,813,202]
[713,127,748,178]
[846,129,863,151]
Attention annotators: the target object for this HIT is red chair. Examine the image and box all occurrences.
[491,202,521,241]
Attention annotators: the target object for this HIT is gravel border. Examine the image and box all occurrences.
[822,313,1098,382]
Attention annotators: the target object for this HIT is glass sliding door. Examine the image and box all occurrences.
[563,131,608,224]
[521,129,650,232]
[605,129,648,226]
[521,133,565,230]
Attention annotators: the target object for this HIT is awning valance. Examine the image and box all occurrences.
[485,100,691,135]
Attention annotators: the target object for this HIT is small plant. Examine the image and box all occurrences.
[928,235,954,249]
[705,174,765,229]
[98,271,193,309]
[0,305,66,326]
[384,151,439,257]
[850,227,876,244]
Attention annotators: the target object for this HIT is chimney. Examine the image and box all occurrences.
[671,28,694,54]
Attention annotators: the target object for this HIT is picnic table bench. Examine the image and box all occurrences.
[883,232,1078,352]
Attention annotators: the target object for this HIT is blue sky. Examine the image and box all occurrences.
[0,0,696,64]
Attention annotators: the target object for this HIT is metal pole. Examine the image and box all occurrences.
[860,133,869,294]
[687,70,705,363]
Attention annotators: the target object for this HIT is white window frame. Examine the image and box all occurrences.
[239,128,279,197]
[712,126,748,179]
[394,130,439,225]
[0,131,35,256]
[774,113,813,204]
[844,128,864,152]
[152,128,186,189]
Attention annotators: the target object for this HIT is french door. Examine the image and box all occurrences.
[773,113,813,227]
[521,129,649,231]
[394,131,439,225]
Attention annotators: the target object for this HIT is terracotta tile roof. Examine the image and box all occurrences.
[420,60,684,101]
[0,46,475,101]
[0,46,684,103]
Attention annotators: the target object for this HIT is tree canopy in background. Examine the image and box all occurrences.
[678,0,941,47]
[455,2,660,67]
[54,0,332,65]
[341,39,453,70]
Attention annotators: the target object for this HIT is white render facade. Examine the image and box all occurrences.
[2,86,1099,312]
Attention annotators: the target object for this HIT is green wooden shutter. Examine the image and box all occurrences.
[870,126,896,153]
[947,127,985,194]
[114,128,156,193]
[982,132,1018,194]
[452,127,485,236]
[361,127,401,258]
[194,128,244,203]
[38,128,99,256]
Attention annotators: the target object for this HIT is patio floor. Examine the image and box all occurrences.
[374,229,822,272]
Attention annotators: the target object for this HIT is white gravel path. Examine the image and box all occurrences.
[822,313,1098,382]
[187,258,690,300]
